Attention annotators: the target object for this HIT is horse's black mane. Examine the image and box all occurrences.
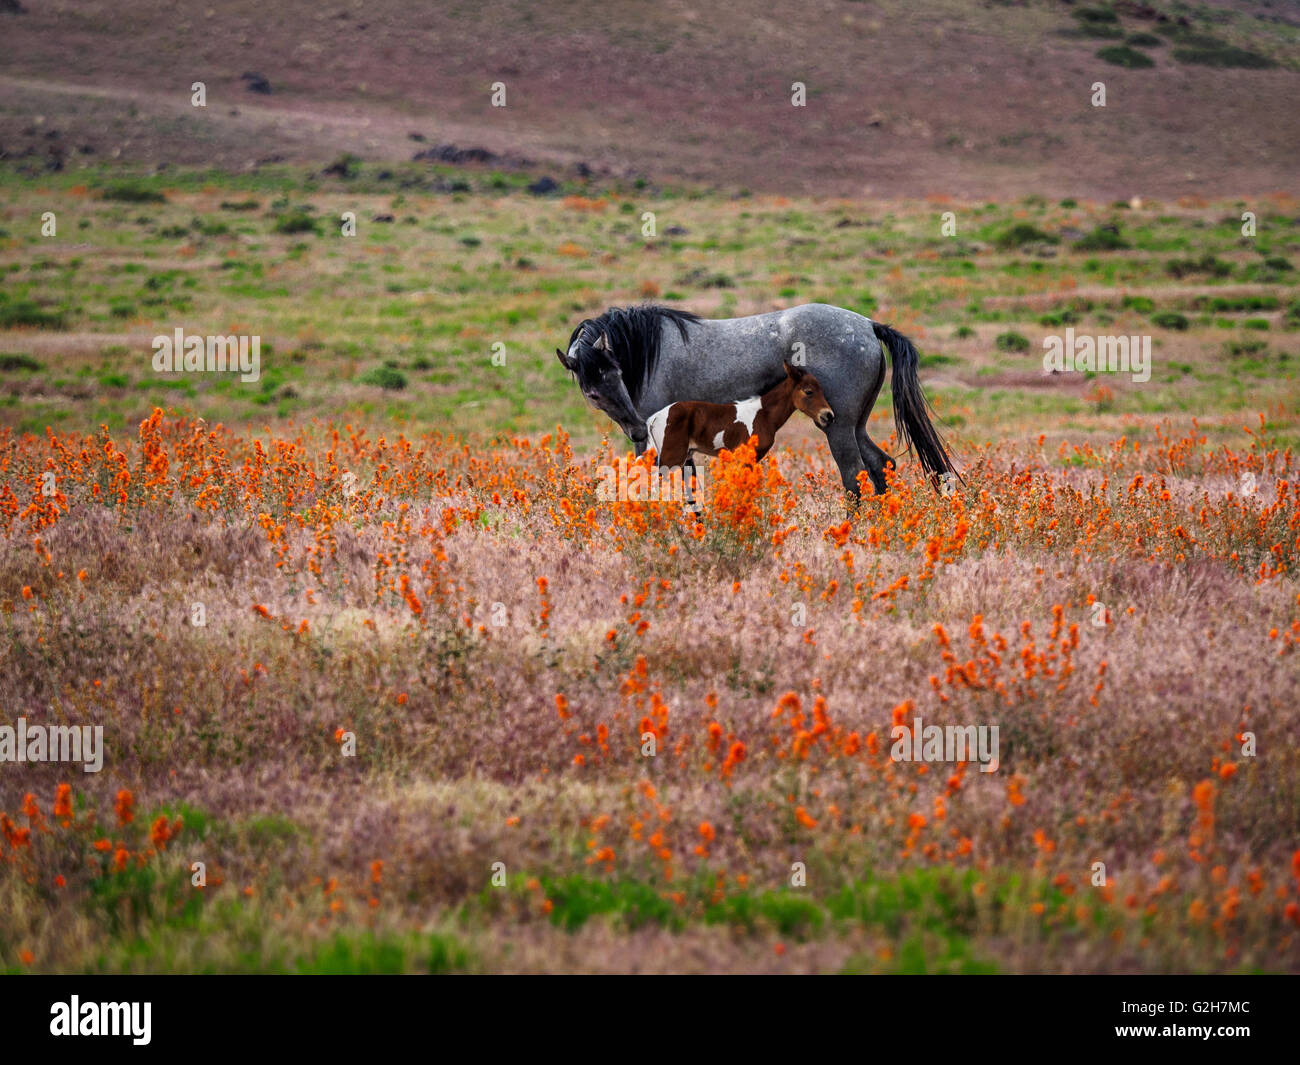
[566,305,700,403]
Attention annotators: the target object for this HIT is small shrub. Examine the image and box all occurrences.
[995,224,1057,250]
[995,331,1030,353]
[1074,225,1130,251]
[1224,340,1266,358]
[1151,311,1189,331]
[274,211,320,235]
[359,366,408,390]
[1097,46,1155,69]
[1173,45,1275,69]
[100,182,166,204]
[1074,7,1118,24]
[0,299,67,330]
[0,352,42,371]
[1166,255,1231,279]
[1197,295,1278,312]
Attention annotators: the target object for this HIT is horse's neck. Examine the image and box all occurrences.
[760,382,797,429]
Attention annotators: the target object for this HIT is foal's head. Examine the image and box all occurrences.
[782,361,835,430]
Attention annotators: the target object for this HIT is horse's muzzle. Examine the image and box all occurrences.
[818,411,835,429]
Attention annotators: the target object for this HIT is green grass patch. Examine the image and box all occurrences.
[1097,46,1155,69]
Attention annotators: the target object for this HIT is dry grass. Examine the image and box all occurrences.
[1,409,1297,972]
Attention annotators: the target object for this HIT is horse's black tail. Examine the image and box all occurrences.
[872,321,959,485]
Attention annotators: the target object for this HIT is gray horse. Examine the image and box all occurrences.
[556,303,955,496]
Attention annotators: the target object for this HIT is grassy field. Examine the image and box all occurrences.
[1,162,1298,972]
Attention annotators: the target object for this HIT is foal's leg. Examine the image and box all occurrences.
[683,454,702,514]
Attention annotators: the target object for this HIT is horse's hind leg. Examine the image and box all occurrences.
[856,427,893,495]
[854,360,891,495]
[827,421,869,500]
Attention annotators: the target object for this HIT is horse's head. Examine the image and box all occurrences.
[784,361,835,430]
[557,322,648,449]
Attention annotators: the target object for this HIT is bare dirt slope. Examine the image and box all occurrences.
[1,0,1297,197]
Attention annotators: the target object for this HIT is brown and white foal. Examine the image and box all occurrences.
[645,361,834,469]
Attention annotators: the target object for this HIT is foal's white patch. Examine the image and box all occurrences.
[733,396,762,436]
[646,405,672,456]
[712,431,726,449]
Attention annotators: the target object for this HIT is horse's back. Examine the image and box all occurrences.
[642,303,882,422]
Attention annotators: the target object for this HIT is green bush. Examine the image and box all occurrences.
[1166,255,1231,279]
[1097,46,1155,69]
[1074,6,1118,23]
[995,224,1057,250]
[0,352,42,371]
[1173,45,1275,69]
[1074,225,1130,251]
[100,182,166,204]
[1151,311,1189,331]
[274,211,320,235]
[0,298,67,330]
[1197,295,1278,312]
[995,331,1030,353]
[359,366,408,390]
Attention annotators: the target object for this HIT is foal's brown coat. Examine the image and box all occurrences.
[646,362,834,468]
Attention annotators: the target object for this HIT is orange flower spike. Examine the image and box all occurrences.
[21,793,40,822]
[114,789,134,826]
[149,815,172,849]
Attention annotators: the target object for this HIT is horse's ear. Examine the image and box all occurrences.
[784,359,805,380]
[556,348,575,371]
[593,331,611,353]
